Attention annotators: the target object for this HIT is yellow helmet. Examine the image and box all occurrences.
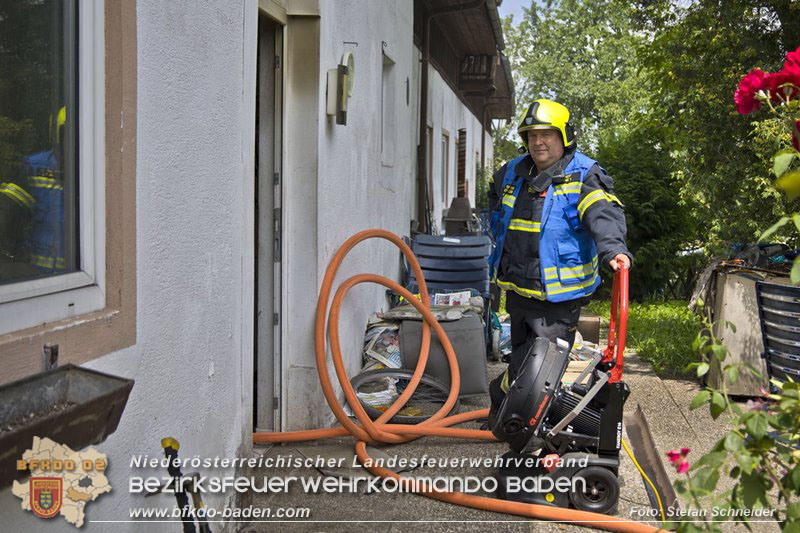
[49,106,67,144]
[517,99,576,148]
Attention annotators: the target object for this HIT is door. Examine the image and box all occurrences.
[255,14,283,431]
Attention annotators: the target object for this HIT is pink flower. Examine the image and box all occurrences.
[666,448,691,474]
[735,69,766,114]
[746,398,767,411]
[666,450,682,463]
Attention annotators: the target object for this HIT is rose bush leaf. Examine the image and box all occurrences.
[774,148,797,178]
[759,216,790,242]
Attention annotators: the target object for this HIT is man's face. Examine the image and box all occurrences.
[527,128,565,170]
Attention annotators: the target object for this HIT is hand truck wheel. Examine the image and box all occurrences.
[568,466,619,515]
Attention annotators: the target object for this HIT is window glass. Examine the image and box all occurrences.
[0,0,78,285]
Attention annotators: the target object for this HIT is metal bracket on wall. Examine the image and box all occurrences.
[42,344,59,371]
[273,208,281,262]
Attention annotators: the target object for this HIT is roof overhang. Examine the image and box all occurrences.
[415,0,515,122]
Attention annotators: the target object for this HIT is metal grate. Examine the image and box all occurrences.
[756,281,800,383]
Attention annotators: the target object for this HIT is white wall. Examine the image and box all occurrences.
[0,0,256,529]
[280,1,496,429]
[426,66,494,233]
[0,9,502,530]
[281,0,417,430]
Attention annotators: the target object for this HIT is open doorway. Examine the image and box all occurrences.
[254,13,283,432]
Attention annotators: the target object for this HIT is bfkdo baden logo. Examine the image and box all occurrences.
[13,437,111,528]
[30,477,63,518]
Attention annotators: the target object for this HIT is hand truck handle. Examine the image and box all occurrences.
[602,265,629,384]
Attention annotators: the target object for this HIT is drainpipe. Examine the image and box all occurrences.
[481,100,488,186]
[418,0,486,234]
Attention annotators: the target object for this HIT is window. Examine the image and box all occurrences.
[475,151,481,203]
[426,124,433,210]
[1,0,135,384]
[0,0,105,335]
[380,50,395,166]
[456,128,466,198]
[441,131,449,207]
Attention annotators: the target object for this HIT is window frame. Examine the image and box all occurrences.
[426,124,433,211]
[441,130,449,207]
[0,0,105,336]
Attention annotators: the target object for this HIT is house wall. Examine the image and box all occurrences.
[1,2,501,529]
[426,65,494,234]
[281,0,418,430]
[0,0,257,529]
[279,1,495,430]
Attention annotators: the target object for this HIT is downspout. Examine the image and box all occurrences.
[481,101,488,187]
[418,0,486,234]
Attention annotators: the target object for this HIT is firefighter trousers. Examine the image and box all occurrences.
[489,291,585,411]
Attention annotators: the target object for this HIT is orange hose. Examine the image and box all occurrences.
[253,229,661,533]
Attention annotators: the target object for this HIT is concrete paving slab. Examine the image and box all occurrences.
[619,354,780,533]
[292,443,401,479]
[240,353,781,532]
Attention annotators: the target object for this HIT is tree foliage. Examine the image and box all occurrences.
[505,0,650,150]
[0,0,65,179]
[596,122,695,300]
[495,0,800,296]
[501,0,696,297]
[636,0,800,250]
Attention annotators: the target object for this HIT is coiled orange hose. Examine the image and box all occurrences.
[253,229,661,533]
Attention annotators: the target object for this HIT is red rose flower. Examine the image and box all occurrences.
[786,46,800,69]
[735,69,766,114]
[766,63,800,102]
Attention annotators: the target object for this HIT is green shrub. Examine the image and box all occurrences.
[596,123,700,301]
[587,299,701,377]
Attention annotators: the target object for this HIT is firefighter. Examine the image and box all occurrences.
[0,106,68,282]
[0,179,36,282]
[487,99,632,414]
[24,105,68,273]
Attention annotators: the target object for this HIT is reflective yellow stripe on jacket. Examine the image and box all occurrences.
[31,255,66,269]
[31,176,63,190]
[553,182,582,195]
[577,189,624,219]
[507,219,541,233]
[496,279,546,300]
[543,256,598,281]
[545,271,600,296]
[0,182,35,209]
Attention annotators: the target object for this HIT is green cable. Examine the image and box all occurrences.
[621,437,666,525]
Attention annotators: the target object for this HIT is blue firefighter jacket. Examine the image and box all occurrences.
[23,150,66,272]
[488,151,626,303]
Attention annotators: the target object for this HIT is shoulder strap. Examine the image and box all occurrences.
[564,151,597,184]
